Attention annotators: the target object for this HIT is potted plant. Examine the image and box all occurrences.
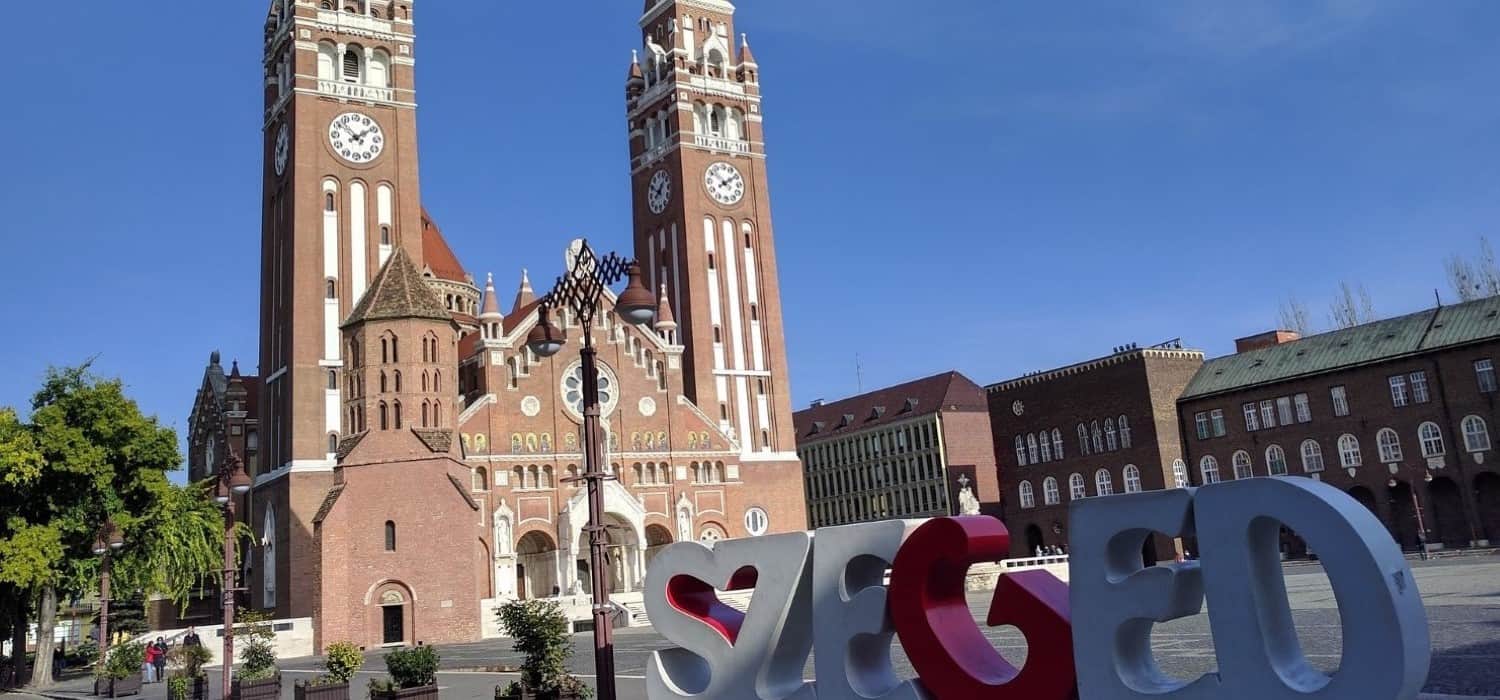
[231,612,280,700]
[494,600,591,700]
[94,642,145,698]
[368,646,439,700]
[166,644,213,700]
[294,642,363,700]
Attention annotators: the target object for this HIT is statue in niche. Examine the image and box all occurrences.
[540,433,552,453]
[657,432,668,451]
[687,433,698,450]
[956,474,981,516]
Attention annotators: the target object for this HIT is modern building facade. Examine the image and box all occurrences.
[792,372,1001,529]
[1178,297,1500,555]
[986,343,1205,560]
[187,0,807,651]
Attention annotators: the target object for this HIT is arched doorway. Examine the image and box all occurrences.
[1476,472,1500,545]
[1387,481,1420,551]
[1428,477,1467,549]
[1023,524,1044,557]
[368,582,413,647]
[1348,485,1378,516]
[603,513,642,594]
[644,524,674,571]
[516,531,559,599]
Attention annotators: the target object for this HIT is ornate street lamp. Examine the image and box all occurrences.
[216,450,252,700]
[93,521,125,675]
[527,241,654,700]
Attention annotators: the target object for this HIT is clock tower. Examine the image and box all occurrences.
[256,0,425,618]
[627,0,798,461]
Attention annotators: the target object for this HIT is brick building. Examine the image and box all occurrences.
[986,343,1205,560]
[186,0,807,651]
[1178,297,1500,555]
[792,372,1001,529]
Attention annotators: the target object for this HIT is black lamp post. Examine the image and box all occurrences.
[214,451,252,700]
[91,521,125,675]
[527,241,655,700]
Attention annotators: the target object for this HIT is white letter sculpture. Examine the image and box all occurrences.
[645,531,816,700]
[1071,476,1430,700]
[812,520,929,700]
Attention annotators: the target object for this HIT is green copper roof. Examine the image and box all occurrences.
[1182,295,1500,400]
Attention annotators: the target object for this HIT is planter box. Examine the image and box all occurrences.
[232,675,282,700]
[294,680,350,700]
[94,673,143,698]
[370,685,440,700]
[496,686,584,700]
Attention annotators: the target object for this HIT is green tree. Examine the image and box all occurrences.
[0,365,240,688]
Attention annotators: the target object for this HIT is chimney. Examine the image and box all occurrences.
[1235,330,1301,354]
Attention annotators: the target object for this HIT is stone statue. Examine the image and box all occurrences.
[956,474,981,515]
[677,495,694,542]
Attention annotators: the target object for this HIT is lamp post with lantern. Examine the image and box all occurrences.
[91,521,125,674]
[1389,472,1433,561]
[526,241,656,700]
[213,450,253,700]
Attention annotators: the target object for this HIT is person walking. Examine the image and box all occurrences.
[142,642,161,683]
[182,627,202,648]
[151,638,168,683]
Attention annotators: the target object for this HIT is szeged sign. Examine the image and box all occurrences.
[643,477,1431,700]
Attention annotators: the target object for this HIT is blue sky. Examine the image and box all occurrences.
[1,1,1498,442]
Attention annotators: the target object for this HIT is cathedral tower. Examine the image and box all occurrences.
[626,0,798,459]
[256,0,425,618]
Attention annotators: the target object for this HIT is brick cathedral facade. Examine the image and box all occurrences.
[187,0,806,650]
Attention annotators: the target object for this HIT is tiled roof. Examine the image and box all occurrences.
[336,432,368,462]
[421,208,468,283]
[312,484,346,525]
[343,248,452,327]
[446,473,481,511]
[792,371,986,442]
[412,428,454,454]
[1183,295,1500,400]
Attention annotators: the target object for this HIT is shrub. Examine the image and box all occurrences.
[383,645,438,690]
[495,599,590,698]
[167,675,190,700]
[323,642,363,685]
[70,641,100,667]
[99,643,145,681]
[236,610,278,682]
[167,644,212,679]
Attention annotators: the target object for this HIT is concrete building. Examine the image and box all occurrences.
[793,372,1001,529]
[986,343,1205,560]
[1178,297,1500,555]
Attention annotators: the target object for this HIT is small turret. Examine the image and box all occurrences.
[627,50,646,98]
[513,269,536,312]
[655,284,678,345]
[480,273,504,340]
[739,33,757,67]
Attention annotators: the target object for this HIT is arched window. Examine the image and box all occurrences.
[1338,434,1362,468]
[1038,432,1052,462]
[1019,481,1035,509]
[327,370,338,390]
[1265,444,1288,476]
[473,467,487,491]
[390,337,399,362]
[1077,424,1090,456]
[1232,450,1254,479]
[368,49,390,88]
[1200,456,1221,484]
[1301,440,1325,472]
[1014,436,1027,466]
[394,370,402,392]
[1463,415,1491,452]
[1123,465,1142,493]
[433,401,441,425]
[1026,434,1039,463]
[1051,429,1064,460]
[1095,469,1114,496]
[380,224,392,245]
[380,371,388,393]
[317,42,337,81]
[381,338,389,364]
[393,401,403,429]
[1091,420,1103,453]
[507,358,519,389]
[325,193,336,212]
[1376,428,1403,463]
[1418,422,1445,457]
[1172,459,1188,489]
[342,46,363,83]
[1105,419,1118,451]
[328,433,339,454]
[384,521,396,551]
[1118,415,1132,448]
[262,506,277,606]
[379,402,389,430]
[421,401,429,427]
[1042,477,1060,505]
[1069,473,1086,500]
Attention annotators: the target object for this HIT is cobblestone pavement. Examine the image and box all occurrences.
[17,557,1500,700]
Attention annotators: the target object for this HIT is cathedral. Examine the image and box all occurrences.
[184,0,806,650]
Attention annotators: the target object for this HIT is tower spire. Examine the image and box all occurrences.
[655,283,678,344]
[513,269,536,312]
[480,272,504,339]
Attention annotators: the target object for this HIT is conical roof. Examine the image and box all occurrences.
[480,273,503,320]
[513,269,536,312]
[343,248,452,327]
[740,34,757,65]
[655,284,677,328]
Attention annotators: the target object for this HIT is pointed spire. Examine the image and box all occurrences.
[480,272,503,320]
[740,33,757,66]
[655,283,677,329]
[629,50,644,80]
[229,360,242,379]
[513,268,536,312]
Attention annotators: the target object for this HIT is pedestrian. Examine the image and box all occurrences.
[182,627,202,648]
[152,637,168,682]
[142,642,160,683]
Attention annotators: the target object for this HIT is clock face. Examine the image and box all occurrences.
[327,112,385,164]
[1012,400,1025,417]
[273,123,290,177]
[704,162,745,206]
[647,170,672,214]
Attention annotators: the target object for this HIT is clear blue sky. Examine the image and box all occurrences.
[1,2,1497,442]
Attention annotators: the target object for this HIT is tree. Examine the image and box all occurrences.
[0,365,238,688]
[1278,297,1312,335]
[1445,236,1500,302]
[1328,282,1376,329]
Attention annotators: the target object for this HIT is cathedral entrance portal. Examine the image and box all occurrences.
[516,531,559,600]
